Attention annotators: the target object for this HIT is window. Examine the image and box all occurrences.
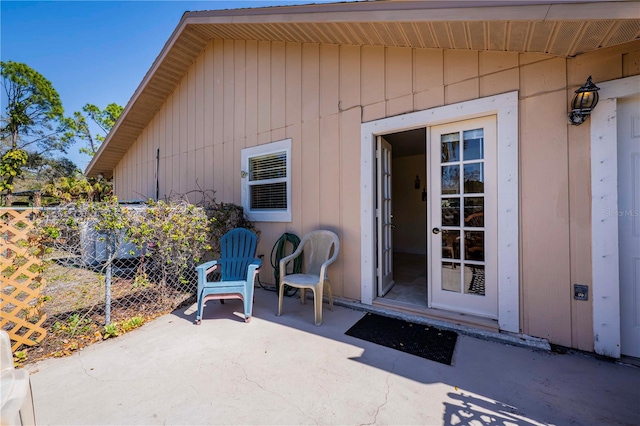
[241,139,292,222]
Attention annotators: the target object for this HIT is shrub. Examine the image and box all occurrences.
[127,199,211,288]
[205,202,259,256]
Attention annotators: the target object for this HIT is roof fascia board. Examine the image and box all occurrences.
[546,2,640,19]
[184,2,639,24]
[184,0,625,17]
[185,6,552,23]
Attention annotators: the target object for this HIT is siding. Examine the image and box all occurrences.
[114,39,640,349]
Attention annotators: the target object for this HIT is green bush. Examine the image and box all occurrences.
[127,199,211,288]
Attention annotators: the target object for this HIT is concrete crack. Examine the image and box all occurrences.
[230,359,318,425]
[360,358,396,426]
[76,353,99,382]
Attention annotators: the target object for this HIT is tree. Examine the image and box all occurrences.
[67,103,123,156]
[41,175,112,202]
[25,153,79,182]
[0,61,71,193]
[0,149,27,192]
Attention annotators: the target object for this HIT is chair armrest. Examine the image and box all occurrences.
[248,258,262,273]
[196,260,219,296]
[319,245,340,283]
[279,243,304,267]
[245,258,262,282]
[196,260,219,276]
[279,246,304,282]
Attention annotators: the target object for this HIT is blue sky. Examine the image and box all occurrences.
[1,0,340,171]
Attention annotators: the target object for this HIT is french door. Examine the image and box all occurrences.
[429,116,498,318]
[377,136,394,296]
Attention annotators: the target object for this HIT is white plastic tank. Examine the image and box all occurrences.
[79,203,144,266]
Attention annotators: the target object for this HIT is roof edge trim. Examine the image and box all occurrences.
[86,15,192,177]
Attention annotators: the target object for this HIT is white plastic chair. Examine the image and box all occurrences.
[277,230,339,326]
[1,331,36,425]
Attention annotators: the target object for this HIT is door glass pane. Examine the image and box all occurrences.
[442,262,461,292]
[442,230,460,260]
[464,163,484,193]
[465,231,484,261]
[464,197,484,227]
[442,198,460,226]
[441,133,460,163]
[442,165,460,194]
[463,129,484,161]
[464,264,485,295]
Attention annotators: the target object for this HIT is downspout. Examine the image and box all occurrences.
[155,148,160,201]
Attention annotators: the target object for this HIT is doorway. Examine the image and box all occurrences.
[377,129,428,307]
[360,91,520,333]
[375,117,498,319]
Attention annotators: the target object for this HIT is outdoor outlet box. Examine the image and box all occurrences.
[574,284,588,301]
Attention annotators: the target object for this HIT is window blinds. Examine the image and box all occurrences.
[249,152,287,210]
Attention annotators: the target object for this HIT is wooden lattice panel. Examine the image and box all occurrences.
[0,209,47,351]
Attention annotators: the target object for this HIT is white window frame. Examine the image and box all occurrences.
[241,138,292,222]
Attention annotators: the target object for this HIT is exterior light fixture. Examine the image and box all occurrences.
[414,175,420,189]
[568,76,600,125]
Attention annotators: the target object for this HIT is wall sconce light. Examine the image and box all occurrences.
[568,76,600,126]
[414,175,421,189]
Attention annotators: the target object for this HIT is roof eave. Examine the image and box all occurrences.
[85,1,640,179]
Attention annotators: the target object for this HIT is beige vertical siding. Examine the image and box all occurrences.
[113,39,640,349]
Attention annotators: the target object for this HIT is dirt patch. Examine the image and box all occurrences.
[11,261,195,365]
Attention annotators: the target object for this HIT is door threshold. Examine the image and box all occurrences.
[618,356,640,368]
[333,297,550,352]
[372,298,499,332]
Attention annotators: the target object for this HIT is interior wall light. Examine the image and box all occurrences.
[568,76,600,126]
[414,175,421,189]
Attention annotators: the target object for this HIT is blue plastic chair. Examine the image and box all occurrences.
[195,228,261,324]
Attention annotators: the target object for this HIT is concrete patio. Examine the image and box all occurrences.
[27,288,639,425]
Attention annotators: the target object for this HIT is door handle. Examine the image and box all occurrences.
[432,228,440,234]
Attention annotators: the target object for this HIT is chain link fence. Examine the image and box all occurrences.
[40,200,204,320]
[2,198,255,362]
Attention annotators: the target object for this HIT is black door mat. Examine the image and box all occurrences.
[345,313,458,365]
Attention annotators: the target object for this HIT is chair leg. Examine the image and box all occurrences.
[300,288,306,304]
[277,282,285,317]
[313,287,323,326]
[195,292,204,325]
[243,295,252,323]
[325,279,334,311]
